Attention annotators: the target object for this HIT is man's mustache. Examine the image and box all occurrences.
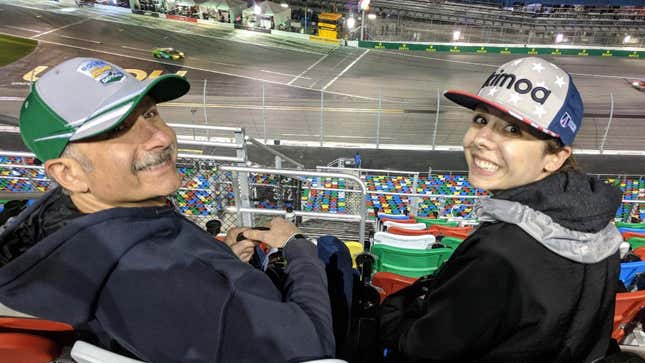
[131,144,176,174]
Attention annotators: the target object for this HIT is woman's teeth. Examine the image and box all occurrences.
[474,158,499,172]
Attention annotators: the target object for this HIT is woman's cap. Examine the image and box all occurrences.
[19,57,190,162]
[444,57,583,146]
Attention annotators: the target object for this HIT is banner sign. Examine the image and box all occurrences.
[360,41,643,58]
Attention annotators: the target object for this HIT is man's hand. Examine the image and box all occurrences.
[242,218,300,249]
[224,227,256,262]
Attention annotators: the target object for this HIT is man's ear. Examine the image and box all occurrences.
[45,157,90,193]
[544,146,572,173]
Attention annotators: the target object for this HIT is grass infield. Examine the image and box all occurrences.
[0,34,37,67]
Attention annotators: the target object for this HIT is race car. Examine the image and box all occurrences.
[152,48,185,61]
[631,79,645,92]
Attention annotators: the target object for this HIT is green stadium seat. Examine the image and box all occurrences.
[371,243,453,278]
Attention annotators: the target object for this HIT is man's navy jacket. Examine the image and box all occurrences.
[0,189,335,362]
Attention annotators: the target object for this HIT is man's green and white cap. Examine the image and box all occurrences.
[20,57,190,162]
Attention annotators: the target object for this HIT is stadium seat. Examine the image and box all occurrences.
[373,231,436,249]
[71,340,144,363]
[386,226,436,236]
[613,290,645,341]
[371,272,417,302]
[617,222,645,229]
[620,261,645,290]
[441,237,464,249]
[378,213,410,220]
[428,225,473,239]
[371,243,452,278]
[379,217,416,225]
[0,332,63,363]
[415,216,459,227]
[628,238,645,250]
[623,232,645,241]
[0,317,73,331]
[344,241,364,268]
[383,221,427,230]
[634,247,645,261]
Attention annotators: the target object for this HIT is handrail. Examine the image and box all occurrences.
[221,165,368,242]
[245,136,304,169]
[167,123,242,132]
[318,165,420,175]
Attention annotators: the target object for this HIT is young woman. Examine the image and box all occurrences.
[380,57,623,362]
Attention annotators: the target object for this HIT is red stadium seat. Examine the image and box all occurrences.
[613,290,645,341]
[379,217,416,224]
[428,225,473,240]
[623,231,645,241]
[0,317,72,331]
[371,271,417,302]
[633,247,645,261]
[0,332,62,363]
[387,226,434,236]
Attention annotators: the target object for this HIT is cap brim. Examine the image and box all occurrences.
[443,89,560,139]
[69,74,190,141]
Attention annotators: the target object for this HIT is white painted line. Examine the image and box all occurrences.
[287,52,330,85]
[0,96,24,101]
[4,25,41,33]
[32,17,90,38]
[322,49,370,91]
[261,69,311,79]
[59,35,102,44]
[210,60,238,67]
[282,133,393,140]
[121,45,150,52]
[0,126,19,133]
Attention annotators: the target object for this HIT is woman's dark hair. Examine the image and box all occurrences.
[544,138,581,173]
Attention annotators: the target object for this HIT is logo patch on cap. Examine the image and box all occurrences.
[77,60,124,85]
[560,112,577,133]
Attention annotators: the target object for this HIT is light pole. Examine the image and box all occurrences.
[359,0,370,41]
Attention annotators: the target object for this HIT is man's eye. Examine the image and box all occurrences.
[144,109,158,119]
[473,115,487,125]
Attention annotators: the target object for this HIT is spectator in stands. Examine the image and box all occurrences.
[380,57,623,362]
[0,58,334,362]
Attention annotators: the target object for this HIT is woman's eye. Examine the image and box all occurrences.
[143,110,157,119]
[503,124,522,135]
[473,116,487,125]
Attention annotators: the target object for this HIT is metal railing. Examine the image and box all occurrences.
[221,165,368,243]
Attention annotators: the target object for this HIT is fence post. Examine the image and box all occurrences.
[410,172,419,216]
[203,79,209,140]
[599,92,614,154]
[432,89,440,150]
[320,90,324,147]
[262,81,267,144]
[376,87,382,149]
[235,130,253,226]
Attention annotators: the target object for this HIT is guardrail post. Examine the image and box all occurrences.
[320,90,324,147]
[432,89,440,150]
[599,92,614,154]
[376,88,382,149]
[235,130,253,226]
[410,172,419,216]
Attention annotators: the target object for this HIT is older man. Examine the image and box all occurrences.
[0,58,334,362]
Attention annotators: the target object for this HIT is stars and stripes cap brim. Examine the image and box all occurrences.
[444,89,560,139]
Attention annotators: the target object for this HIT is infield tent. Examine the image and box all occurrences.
[199,0,246,23]
[242,1,292,29]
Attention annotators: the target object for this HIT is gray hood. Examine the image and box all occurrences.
[474,198,622,264]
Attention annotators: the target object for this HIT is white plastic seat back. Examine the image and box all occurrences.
[383,221,427,231]
[71,341,145,363]
[70,341,347,363]
[373,231,436,249]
